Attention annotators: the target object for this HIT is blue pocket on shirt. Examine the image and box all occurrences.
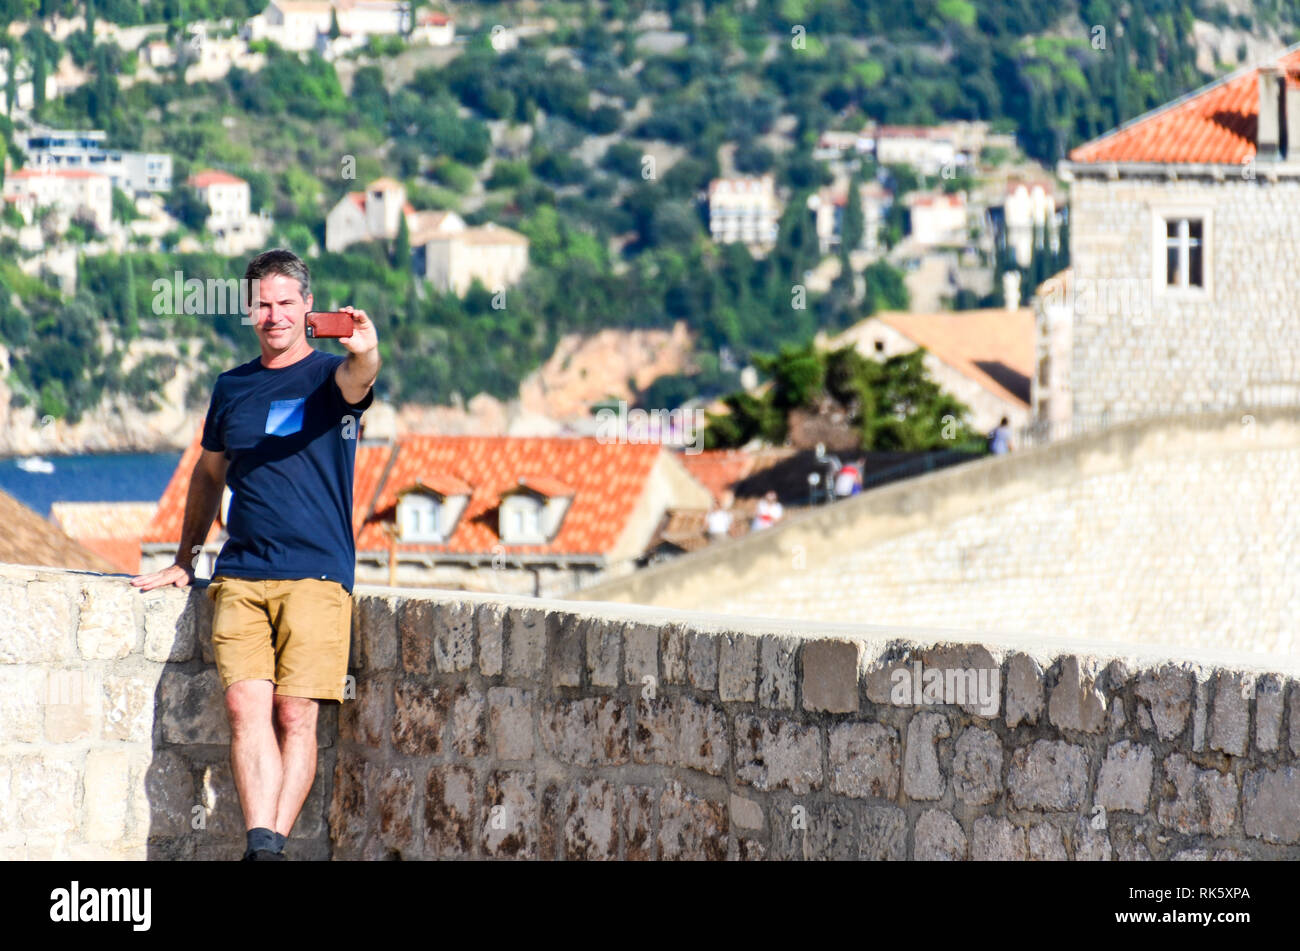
[264,397,306,436]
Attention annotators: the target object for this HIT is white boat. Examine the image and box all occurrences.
[16,456,55,474]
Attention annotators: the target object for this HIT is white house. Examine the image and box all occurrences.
[188,169,270,254]
[875,126,958,176]
[245,0,409,51]
[3,168,112,234]
[905,190,968,247]
[410,9,454,46]
[325,176,414,252]
[415,220,530,296]
[707,175,780,249]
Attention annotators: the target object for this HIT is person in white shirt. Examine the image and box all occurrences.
[751,490,784,530]
[706,500,733,538]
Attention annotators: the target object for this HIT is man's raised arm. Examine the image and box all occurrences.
[333,305,380,406]
[131,449,228,591]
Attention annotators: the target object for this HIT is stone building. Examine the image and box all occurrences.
[1044,46,1300,430]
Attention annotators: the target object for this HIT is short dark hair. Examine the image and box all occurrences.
[244,248,310,302]
[1000,416,1009,426]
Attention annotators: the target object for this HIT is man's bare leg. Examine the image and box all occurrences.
[226,680,280,832]
[271,694,319,838]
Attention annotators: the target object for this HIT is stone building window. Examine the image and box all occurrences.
[1164,217,1204,288]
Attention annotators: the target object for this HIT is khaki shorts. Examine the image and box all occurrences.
[206,575,352,702]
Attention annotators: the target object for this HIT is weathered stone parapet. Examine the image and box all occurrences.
[1,562,1298,859]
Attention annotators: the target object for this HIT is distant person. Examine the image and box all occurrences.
[752,490,784,531]
[988,416,1013,455]
[834,461,862,498]
[706,501,733,538]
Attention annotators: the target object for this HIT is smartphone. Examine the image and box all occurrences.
[306,311,355,339]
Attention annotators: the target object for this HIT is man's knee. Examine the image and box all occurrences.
[273,695,319,736]
[225,679,274,734]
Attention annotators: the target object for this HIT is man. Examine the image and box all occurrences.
[988,416,1013,455]
[132,249,379,861]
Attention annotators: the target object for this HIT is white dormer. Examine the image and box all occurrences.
[395,476,472,543]
[499,476,573,544]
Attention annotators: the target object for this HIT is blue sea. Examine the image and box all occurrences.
[0,452,183,518]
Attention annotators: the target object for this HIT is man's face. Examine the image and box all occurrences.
[251,272,312,353]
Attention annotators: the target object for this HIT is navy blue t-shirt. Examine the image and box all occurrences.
[200,349,373,592]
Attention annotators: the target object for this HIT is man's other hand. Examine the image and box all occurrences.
[131,561,196,592]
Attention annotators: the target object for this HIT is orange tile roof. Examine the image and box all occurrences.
[834,308,1034,409]
[9,167,108,180]
[147,430,667,559]
[679,450,760,503]
[1070,47,1300,165]
[188,169,247,188]
[0,487,117,573]
[146,425,395,546]
[357,435,664,556]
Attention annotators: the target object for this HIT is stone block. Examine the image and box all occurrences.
[1254,675,1283,753]
[657,780,727,861]
[450,683,486,758]
[951,726,1003,806]
[506,608,547,679]
[0,579,73,663]
[425,763,476,858]
[734,714,822,794]
[476,602,506,677]
[488,686,533,761]
[801,639,860,713]
[102,672,154,743]
[687,631,718,691]
[729,793,763,832]
[718,632,758,702]
[0,667,50,743]
[913,810,966,861]
[376,766,416,856]
[355,594,398,672]
[828,721,899,799]
[858,805,908,861]
[1157,753,1238,837]
[1049,656,1107,733]
[142,590,198,662]
[1209,671,1250,757]
[339,675,388,748]
[1242,766,1300,845]
[481,770,536,860]
[159,668,229,745]
[1096,741,1154,813]
[1004,655,1045,728]
[676,696,728,776]
[659,623,687,684]
[13,755,78,837]
[78,581,138,660]
[622,622,658,687]
[391,680,448,756]
[1135,666,1193,741]
[1007,740,1089,811]
[622,786,655,861]
[83,750,130,843]
[903,712,949,801]
[971,816,1027,861]
[585,618,621,688]
[758,635,798,710]
[433,600,475,673]
[632,695,675,766]
[397,599,435,675]
[564,778,619,860]
[329,752,372,859]
[551,615,586,688]
[1028,823,1067,860]
[140,749,196,838]
[539,697,629,767]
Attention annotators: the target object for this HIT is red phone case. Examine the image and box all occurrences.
[306,311,355,338]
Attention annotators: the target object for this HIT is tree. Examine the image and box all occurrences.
[392,213,410,270]
[328,7,340,39]
[840,180,864,254]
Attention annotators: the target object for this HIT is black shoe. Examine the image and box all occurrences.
[241,849,286,861]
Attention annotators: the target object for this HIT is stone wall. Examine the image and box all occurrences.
[1065,175,1300,425]
[579,408,1300,655]
[1,562,1298,859]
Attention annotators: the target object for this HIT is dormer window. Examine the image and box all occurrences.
[499,476,574,544]
[399,492,444,541]
[395,477,472,543]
